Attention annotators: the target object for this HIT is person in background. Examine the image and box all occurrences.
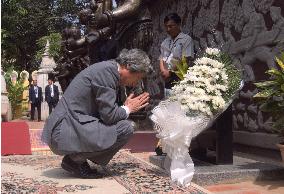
[160,12,194,94]
[29,80,43,121]
[156,13,195,155]
[45,78,59,115]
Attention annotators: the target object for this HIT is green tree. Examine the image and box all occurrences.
[1,0,89,72]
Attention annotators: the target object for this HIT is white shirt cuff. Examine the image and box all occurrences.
[121,105,130,118]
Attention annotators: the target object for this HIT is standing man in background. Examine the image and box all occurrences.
[29,80,43,121]
[45,78,59,114]
[156,13,194,155]
[160,13,194,92]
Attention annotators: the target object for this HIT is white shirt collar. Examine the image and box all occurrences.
[117,63,120,71]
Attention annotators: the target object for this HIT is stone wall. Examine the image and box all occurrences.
[148,0,284,136]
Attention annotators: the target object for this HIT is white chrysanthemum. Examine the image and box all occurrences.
[205,47,220,55]
[212,96,226,109]
[168,48,233,116]
[221,72,228,80]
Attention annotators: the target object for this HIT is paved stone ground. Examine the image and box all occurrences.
[2,151,211,194]
[3,120,284,194]
[2,156,129,194]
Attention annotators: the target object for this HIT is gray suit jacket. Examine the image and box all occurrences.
[42,60,128,153]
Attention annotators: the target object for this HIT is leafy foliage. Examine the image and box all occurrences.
[1,0,89,72]
[4,68,28,119]
[254,52,284,137]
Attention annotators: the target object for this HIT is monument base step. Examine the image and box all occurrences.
[149,152,284,186]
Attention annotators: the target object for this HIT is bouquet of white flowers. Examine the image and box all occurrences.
[150,48,242,186]
[170,47,241,117]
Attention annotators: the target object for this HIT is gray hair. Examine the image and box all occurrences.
[116,49,152,73]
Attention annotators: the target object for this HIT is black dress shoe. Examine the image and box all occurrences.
[61,155,103,179]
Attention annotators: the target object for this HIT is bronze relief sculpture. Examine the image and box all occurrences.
[56,0,153,94]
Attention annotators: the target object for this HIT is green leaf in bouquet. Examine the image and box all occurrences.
[174,71,184,80]
[281,84,284,92]
[220,53,232,67]
[279,52,284,65]
[253,89,275,98]
[174,56,189,80]
[275,56,284,72]
[266,69,283,77]
[254,80,279,89]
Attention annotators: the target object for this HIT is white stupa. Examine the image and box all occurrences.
[37,40,62,120]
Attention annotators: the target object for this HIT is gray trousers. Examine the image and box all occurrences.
[50,120,134,165]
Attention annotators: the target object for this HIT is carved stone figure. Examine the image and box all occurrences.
[271,6,284,54]
[234,6,246,33]
[271,6,284,32]
[207,33,217,48]
[253,0,275,14]
[257,111,274,132]
[220,0,238,28]
[193,7,206,38]
[186,0,199,13]
[200,0,210,7]
[199,37,208,50]
[248,117,258,132]
[237,114,244,124]
[214,30,225,47]
[207,0,219,31]
[193,40,202,56]
[240,11,276,71]
[233,115,239,129]
[247,104,258,114]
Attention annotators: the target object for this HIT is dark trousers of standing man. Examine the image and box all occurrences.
[31,100,41,121]
[48,98,58,114]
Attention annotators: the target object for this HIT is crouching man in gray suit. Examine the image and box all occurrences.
[42,49,151,178]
